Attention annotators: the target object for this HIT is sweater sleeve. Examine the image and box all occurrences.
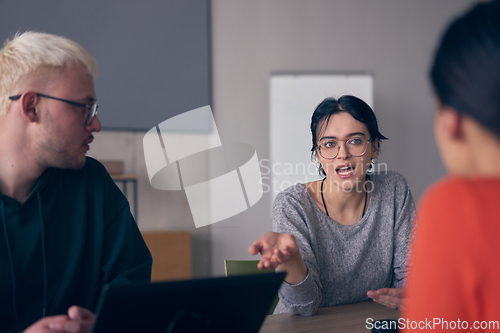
[390,174,415,288]
[272,189,322,316]
[402,179,480,331]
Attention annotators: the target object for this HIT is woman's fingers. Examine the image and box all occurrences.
[367,288,404,310]
[249,232,301,270]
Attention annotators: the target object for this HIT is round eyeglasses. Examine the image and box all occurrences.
[9,93,98,125]
[317,137,373,159]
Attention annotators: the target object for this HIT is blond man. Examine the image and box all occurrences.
[0,32,151,333]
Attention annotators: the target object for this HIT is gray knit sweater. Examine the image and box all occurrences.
[272,171,415,316]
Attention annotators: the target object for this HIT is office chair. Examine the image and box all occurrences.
[224,260,280,315]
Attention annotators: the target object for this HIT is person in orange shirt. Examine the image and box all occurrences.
[403,1,500,331]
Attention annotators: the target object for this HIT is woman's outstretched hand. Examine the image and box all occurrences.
[249,232,307,284]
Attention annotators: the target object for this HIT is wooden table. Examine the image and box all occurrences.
[260,301,399,333]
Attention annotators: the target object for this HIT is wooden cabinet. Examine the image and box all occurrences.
[141,231,192,282]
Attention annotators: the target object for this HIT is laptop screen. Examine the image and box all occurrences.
[92,272,285,333]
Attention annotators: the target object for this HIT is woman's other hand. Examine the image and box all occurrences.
[367,288,404,310]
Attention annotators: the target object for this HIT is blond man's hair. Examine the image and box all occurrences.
[0,31,98,117]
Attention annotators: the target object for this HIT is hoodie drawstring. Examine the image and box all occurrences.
[1,199,18,320]
[37,191,48,318]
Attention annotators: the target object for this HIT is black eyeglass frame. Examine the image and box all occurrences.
[9,93,98,125]
[317,137,373,160]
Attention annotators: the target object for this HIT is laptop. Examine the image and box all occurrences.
[92,272,285,333]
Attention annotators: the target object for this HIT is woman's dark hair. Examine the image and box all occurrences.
[431,0,500,135]
[310,95,387,177]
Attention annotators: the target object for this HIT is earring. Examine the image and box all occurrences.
[316,162,322,170]
[368,158,377,173]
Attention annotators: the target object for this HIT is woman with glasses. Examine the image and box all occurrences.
[250,95,415,315]
[403,1,500,329]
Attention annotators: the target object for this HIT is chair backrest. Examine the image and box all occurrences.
[224,260,274,276]
[224,260,279,315]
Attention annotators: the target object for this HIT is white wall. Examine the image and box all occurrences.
[209,0,476,275]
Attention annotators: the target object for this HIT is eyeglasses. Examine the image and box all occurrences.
[9,93,98,125]
[317,137,373,159]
